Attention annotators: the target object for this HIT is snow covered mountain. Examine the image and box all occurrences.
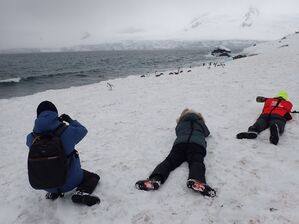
[0,31,299,223]
[181,8,299,40]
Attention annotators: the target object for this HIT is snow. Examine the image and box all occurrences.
[0,32,299,224]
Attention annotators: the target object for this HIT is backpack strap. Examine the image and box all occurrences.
[269,99,282,115]
[267,99,282,121]
[53,124,79,158]
[32,123,67,138]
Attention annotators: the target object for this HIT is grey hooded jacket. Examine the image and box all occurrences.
[173,113,210,149]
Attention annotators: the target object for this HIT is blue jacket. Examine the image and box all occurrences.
[26,111,87,193]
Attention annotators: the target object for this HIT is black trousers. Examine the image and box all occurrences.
[248,114,286,134]
[149,143,207,184]
[76,170,100,194]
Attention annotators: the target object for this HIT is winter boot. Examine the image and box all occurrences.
[71,191,100,206]
[270,124,279,145]
[187,179,216,197]
[45,192,64,200]
[236,131,258,139]
[135,179,161,191]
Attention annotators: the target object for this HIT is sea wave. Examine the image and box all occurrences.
[11,68,102,82]
[0,77,21,83]
[0,68,105,88]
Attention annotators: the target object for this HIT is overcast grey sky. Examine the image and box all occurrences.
[0,0,299,50]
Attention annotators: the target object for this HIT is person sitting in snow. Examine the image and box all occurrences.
[236,90,293,145]
[26,101,100,206]
[135,108,216,197]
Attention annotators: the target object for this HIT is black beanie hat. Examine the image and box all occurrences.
[36,101,58,117]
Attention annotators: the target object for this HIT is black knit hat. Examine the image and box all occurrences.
[36,101,58,117]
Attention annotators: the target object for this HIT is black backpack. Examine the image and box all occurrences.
[28,124,68,189]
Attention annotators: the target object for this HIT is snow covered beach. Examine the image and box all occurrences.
[0,33,299,224]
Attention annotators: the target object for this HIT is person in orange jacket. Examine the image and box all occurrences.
[236,90,293,145]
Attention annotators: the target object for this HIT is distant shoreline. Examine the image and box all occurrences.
[0,39,259,55]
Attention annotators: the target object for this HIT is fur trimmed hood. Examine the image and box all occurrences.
[176,108,204,124]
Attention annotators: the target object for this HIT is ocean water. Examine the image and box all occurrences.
[0,49,229,99]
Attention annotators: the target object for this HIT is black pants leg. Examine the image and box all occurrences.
[149,144,186,184]
[186,144,207,183]
[249,114,286,134]
[269,117,286,134]
[76,170,100,194]
[248,115,269,133]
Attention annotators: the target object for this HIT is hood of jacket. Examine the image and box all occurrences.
[33,111,61,133]
[180,113,202,123]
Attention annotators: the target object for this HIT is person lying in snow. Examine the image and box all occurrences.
[26,101,100,206]
[135,108,216,197]
[236,90,293,145]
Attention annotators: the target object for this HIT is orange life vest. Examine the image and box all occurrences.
[261,98,293,117]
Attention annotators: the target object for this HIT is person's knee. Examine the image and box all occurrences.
[84,170,100,182]
[92,173,100,182]
[248,125,258,132]
[248,123,263,133]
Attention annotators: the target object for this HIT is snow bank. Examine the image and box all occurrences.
[0,32,299,224]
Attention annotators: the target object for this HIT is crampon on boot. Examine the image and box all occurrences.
[135,179,161,191]
[187,179,216,197]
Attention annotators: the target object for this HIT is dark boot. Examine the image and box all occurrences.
[71,191,100,206]
[236,131,258,139]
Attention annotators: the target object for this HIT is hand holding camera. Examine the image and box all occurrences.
[59,114,73,123]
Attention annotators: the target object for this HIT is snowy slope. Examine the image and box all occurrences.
[0,32,299,224]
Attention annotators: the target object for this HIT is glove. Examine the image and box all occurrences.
[256,96,267,103]
[59,114,73,123]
